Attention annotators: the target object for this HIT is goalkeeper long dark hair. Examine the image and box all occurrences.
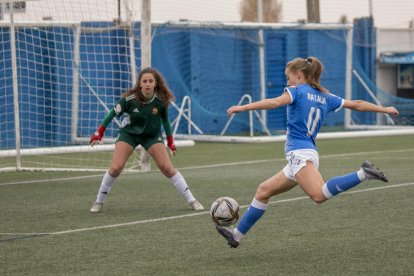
[124,67,175,105]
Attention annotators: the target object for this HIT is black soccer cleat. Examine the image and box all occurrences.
[215,225,239,248]
[361,160,388,182]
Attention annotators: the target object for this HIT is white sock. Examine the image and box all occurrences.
[96,171,117,203]
[169,171,196,204]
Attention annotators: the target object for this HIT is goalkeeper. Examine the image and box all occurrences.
[89,67,204,213]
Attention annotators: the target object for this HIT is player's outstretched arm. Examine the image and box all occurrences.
[227,92,291,116]
[343,100,399,116]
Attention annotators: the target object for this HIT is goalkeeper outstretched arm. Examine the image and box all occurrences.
[89,109,117,146]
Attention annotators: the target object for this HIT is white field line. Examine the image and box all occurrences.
[1,182,413,237]
[1,148,414,186]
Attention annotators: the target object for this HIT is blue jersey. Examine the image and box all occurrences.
[284,84,344,152]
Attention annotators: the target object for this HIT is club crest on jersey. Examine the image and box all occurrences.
[152,107,158,115]
[115,104,122,114]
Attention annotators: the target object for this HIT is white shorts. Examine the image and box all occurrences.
[282,149,320,181]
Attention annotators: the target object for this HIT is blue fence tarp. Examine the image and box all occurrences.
[0,21,375,148]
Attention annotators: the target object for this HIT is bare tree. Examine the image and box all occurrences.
[240,0,282,23]
[338,15,349,24]
[306,0,320,23]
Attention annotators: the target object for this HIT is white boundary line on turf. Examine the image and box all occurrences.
[1,148,414,186]
[1,182,413,237]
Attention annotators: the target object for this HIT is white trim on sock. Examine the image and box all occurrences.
[233,227,244,242]
[322,183,334,199]
[251,197,268,210]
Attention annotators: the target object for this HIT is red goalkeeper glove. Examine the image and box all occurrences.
[167,135,176,156]
[90,125,106,147]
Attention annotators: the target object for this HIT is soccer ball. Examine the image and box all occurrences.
[210,197,240,226]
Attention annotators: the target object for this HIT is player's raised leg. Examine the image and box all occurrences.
[321,160,388,199]
[294,159,388,203]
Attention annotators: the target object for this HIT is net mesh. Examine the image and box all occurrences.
[1,1,413,172]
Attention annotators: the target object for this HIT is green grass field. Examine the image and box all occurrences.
[1,135,414,275]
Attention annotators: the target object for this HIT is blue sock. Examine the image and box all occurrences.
[236,198,267,235]
[322,172,362,198]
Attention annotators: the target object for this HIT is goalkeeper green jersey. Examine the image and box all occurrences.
[102,94,172,137]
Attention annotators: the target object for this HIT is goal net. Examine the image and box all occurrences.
[0,0,139,171]
[0,0,196,172]
[1,1,414,172]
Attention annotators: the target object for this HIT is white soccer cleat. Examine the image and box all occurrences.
[90,202,104,213]
[190,200,204,211]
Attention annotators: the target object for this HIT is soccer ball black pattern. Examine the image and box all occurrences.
[210,197,240,226]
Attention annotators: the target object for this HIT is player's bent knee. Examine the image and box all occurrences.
[255,184,272,201]
[158,164,175,177]
[109,165,124,177]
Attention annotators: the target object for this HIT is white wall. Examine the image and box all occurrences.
[377,29,414,53]
[377,64,397,95]
[376,28,414,94]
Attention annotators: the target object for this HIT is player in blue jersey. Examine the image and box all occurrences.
[89,67,204,213]
[216,57,399,248]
